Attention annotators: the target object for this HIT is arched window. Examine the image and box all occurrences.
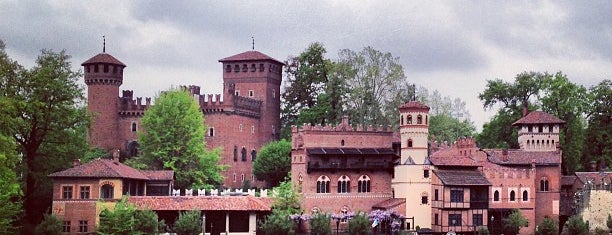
[421,191,429,204]
[341,140,345,146]
[540,178,549,191]
[131,122,137,132]
[127,141,139,157]
[401,115,404,125]
[357,175,370,193]
[510,190,516,201]
[241,147,247,161]
[234,64,240,72]
[417,115,423,124]
[226,65,231,72]
[101,184,114,199]
[408,139,413,148]
[316,176,330,193]
[337,175,350,193]
[522,190,528,201]
[407,115,412,124]
[233,146,238,162]
[208,127,214,137]
[493,190,500,201]
[251,150,257,161]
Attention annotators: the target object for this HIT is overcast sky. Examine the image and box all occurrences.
[1,0,610,129]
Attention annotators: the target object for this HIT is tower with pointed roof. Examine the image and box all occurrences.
[392,101,432,229]
[82,51,126,152]
[513,111,565,151]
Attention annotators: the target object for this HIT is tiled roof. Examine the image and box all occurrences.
[486,149,561,166]
[307,148,396,156]
[372,198,405,210]
[575,172,612,185]
[434,170,491,186]
[81,53,126,66]
[128,196,272,211]
[218,51,283,64]
[561,176,577,186]
[399,101,430,111]
[512,111,565,126]
[429,149,481,166]
[48,159,148,180]
[142,170,174,181]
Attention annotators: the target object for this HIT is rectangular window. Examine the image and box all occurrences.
[473,214,483,226]
[62,221,71,233]
[62,186,73,199]
[80,186,90,199]
[421,196,428,204]
[248,90,254,97]
[251,126,255,134]
[423,170,429,178]
[434,189,439,201]
[78,220,88,233]
[233,173,236,182]
[241,174,245,182]
[449,214,462,226]
[434,214,439,225]
[235,90,240,96]
[538,125,543,133]
[450,190,464,202]
[549,125,554,133]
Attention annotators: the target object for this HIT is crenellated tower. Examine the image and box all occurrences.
[512,111,565,151]
[82,51,126,152]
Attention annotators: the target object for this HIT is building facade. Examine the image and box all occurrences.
[82,50,284,188]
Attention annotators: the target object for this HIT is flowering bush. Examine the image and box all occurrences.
[368,210,405,233]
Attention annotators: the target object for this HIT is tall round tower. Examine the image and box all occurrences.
[81,52,126,152]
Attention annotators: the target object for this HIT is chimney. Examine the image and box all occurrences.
[502,149,509,162]
[73,159,81,167]
[341,115,349,126]
[113,149,120,162]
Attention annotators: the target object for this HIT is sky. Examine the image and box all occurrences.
[1,0,610,130]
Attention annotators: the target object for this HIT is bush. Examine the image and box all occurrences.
[476,226,490,235]
[134,209,159,234]
[97,197,137,235]
[503,209,528,235]
[310,213,332,235]
[536,217,558,235]
[34,214,62,235]
[607,214,612,230]
[173,210,202,235]
[348,212,370,235]
[561,215,589,235]
[259,209,294,235]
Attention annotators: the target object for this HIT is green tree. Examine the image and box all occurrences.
[0,40,89,230]
[337,46,406,126]
[252,140,291,187]
[259,209,294,235]
[347,212,370,235]
[476,110,521,149]
[584,80,611,170]
[134,209,159,234]
[173,210,201,235]
[476,226,490,235]
[561,215,589,235]
[259,177,301,235]
[429,114,476,144]
[503,209,528,235]
[128,89,224,190]
[0,133,22,234]
[33,214,61,235]
[97,197,137,235]
[536,217,558,235]
[310,213,332,235]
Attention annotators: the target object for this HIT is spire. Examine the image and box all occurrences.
[102,35,106,53]
[251,36,255,50]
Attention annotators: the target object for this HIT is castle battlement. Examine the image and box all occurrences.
[118,90,151,116]
[452,136,476,149]
[178,85,263,118]
[293,119,393,134]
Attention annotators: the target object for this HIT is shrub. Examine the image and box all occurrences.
[503,209,528,235]
[259,209,294,235]
[34,214,62,235]
[607,214,612,230]
[348,212,370,235]
[536,217,558,235]
[561,215,589,235]
[173,210,202,235]
[134,209,159,234]
[310,213,332,235]
[477,226,490,235]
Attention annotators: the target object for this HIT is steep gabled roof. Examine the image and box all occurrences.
[218,51,283,64]
[48,159,148,180]
[81,53,126,67]
[512,111,565,126]
[435,170,491,186]
[128,196,272,211]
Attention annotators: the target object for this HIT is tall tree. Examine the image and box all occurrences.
[0,40,89,231]
[252,140,291,187]
[0,133,21,234]
[337,46,405,126]
[420,87,476,144]
[128,89,224,190]
[583,80,611,170]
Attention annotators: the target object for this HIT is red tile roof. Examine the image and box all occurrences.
[141,170,174,181]
[574,172,612,185]
[429,149,481,167]
[218,51,283,64]
[49,159,149,180]
[512,111,565,126]
[128,196,272,211]
[434,170,491,186]
[486,149,561,166]
[561,176,577,186]
[372,198,406,210]
[399,101,430,111]
[81,53,126,67]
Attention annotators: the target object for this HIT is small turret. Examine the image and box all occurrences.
[512,111,565,151]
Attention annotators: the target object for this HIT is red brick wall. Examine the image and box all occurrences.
[87,84,120,152]
[534,165,562,226]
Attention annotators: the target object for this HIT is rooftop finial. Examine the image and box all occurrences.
[102,35,106,53]
[251,36,254,50]
[412,84,416,101]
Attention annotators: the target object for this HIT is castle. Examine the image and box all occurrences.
[82,49,284,188]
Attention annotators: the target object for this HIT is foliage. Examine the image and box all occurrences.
[429,114,476,143]
[561,215,589,235]
[0,133,22,234]
[592,228,608,235]
[134,209,159,235]
[34,213,62,235]
[608,214,612,230]
[476,226,490,235]
[81,147,108,163]
[476,110,520,149]
[347,212,371,235]
[259,209,295,235]
[173,210,201,235]
[271,177,302,214]
[584,80,611,170]
[536,217,558,235]
[252,140,292,187]
[0,40,89,230]
[97,197,137,235]
[129,89,224,189]
[503,209,528,235]
[309,213,332,235]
